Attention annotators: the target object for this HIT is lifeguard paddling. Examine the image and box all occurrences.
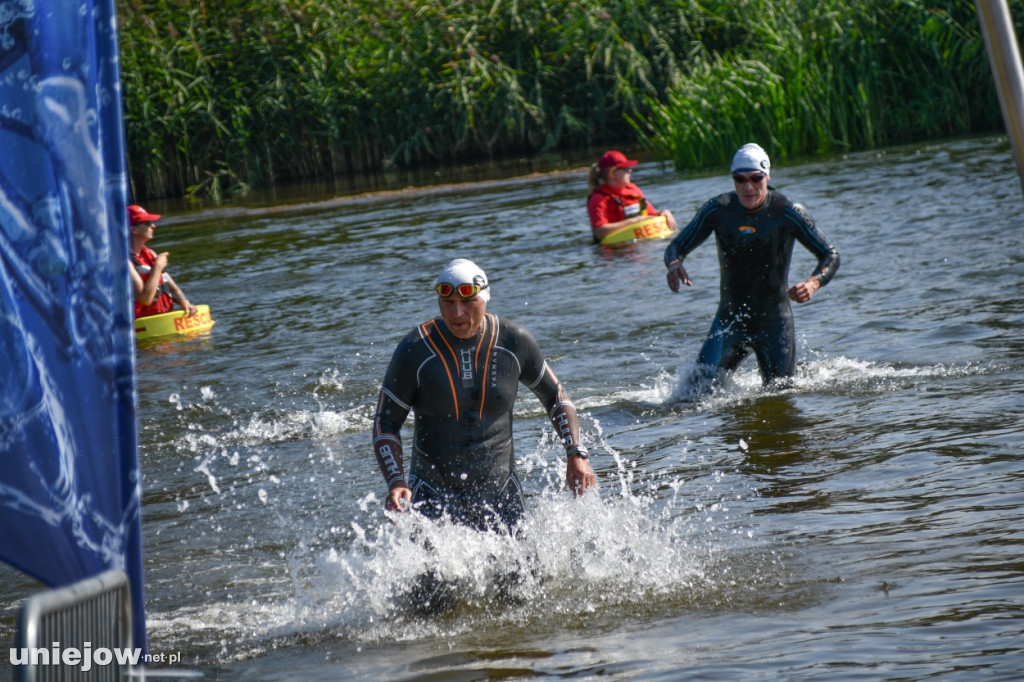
[586,150,678,245]
[128,205,214,340]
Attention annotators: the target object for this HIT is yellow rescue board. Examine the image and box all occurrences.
[134,304,215,341]
[599,215,674,245]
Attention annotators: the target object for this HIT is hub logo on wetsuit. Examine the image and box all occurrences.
[739,225,756,234]
[460,347,474,385]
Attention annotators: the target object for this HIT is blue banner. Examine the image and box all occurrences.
[0,0,146,652]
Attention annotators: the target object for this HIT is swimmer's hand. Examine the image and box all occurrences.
[386,485,412,512]
[566,453,596,497]
[666,260,691,293]
[787,277,821,303]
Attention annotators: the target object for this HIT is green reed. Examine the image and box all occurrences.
[117,0,1009,199]
[637,0,1002,171]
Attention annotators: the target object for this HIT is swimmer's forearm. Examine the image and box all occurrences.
[373,431,406,488]
[549,400,587,457]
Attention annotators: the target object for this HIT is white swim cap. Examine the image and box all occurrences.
[731,143,771,175]
[435,258,490,301]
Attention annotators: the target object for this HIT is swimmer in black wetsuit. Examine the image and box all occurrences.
[664,143,840,386]
[372,258,596,534]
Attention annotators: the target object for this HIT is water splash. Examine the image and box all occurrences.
[145,441,767,663]
[277,482,742,643]
[645,354,991,411]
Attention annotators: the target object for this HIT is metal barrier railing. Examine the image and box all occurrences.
[14,569,133,682]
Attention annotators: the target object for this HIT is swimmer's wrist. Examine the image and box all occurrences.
[567,446,589,460]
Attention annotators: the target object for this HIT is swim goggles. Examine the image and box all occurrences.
[732,172,766,184]
[434,282,488,298]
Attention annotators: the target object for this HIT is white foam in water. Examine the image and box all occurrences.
[146,441,761,657]
[795,354,987,393]
[194,458,221,495]
[647,352,990,411]
[170,403,372,455]
[277,484,733,644]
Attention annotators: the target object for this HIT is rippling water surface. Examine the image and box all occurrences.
[2,135,1023,680]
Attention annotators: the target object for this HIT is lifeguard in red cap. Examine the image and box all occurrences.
[586,150,678,243]
[127,205,197,319]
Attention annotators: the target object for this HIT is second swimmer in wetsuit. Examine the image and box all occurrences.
[372,258,596,533]
[664,143,840,386]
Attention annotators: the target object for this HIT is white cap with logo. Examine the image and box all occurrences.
[731,143,771,175]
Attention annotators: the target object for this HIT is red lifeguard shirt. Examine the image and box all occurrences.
[587,182,657,230]
[132,245,175,318]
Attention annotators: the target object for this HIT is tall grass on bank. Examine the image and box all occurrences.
[636,0,999,169]
[118,0,1009,200]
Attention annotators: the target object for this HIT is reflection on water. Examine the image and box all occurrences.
[2,135,1023,681]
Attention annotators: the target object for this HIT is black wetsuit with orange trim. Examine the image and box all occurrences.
[372,313,579,530]
[664,189,839,383]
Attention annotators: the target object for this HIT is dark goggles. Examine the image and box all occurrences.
[435,282,487,298]
[732,172,766,184]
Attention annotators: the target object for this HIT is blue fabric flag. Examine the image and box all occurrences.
[0,0,147,652]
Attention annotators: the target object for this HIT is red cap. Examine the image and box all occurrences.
[127,204,161,225]
[597,150,639,170]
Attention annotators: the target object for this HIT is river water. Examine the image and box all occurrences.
[2,135,1023,680]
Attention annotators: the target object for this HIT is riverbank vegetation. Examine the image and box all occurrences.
[118,0,1010,200]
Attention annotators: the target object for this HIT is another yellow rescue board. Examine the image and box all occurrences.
[599,215,674,245]
[134,304,215,341]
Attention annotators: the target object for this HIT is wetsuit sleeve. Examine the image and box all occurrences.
[546,381,587,458]
[516,326,587,457]
[372,333,419,489]
[787,203,840,286]
[664,196,720,267]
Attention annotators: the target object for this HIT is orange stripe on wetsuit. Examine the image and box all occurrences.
[419,314,498,421]
[420,319,461,420]
[474,315,498,420]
